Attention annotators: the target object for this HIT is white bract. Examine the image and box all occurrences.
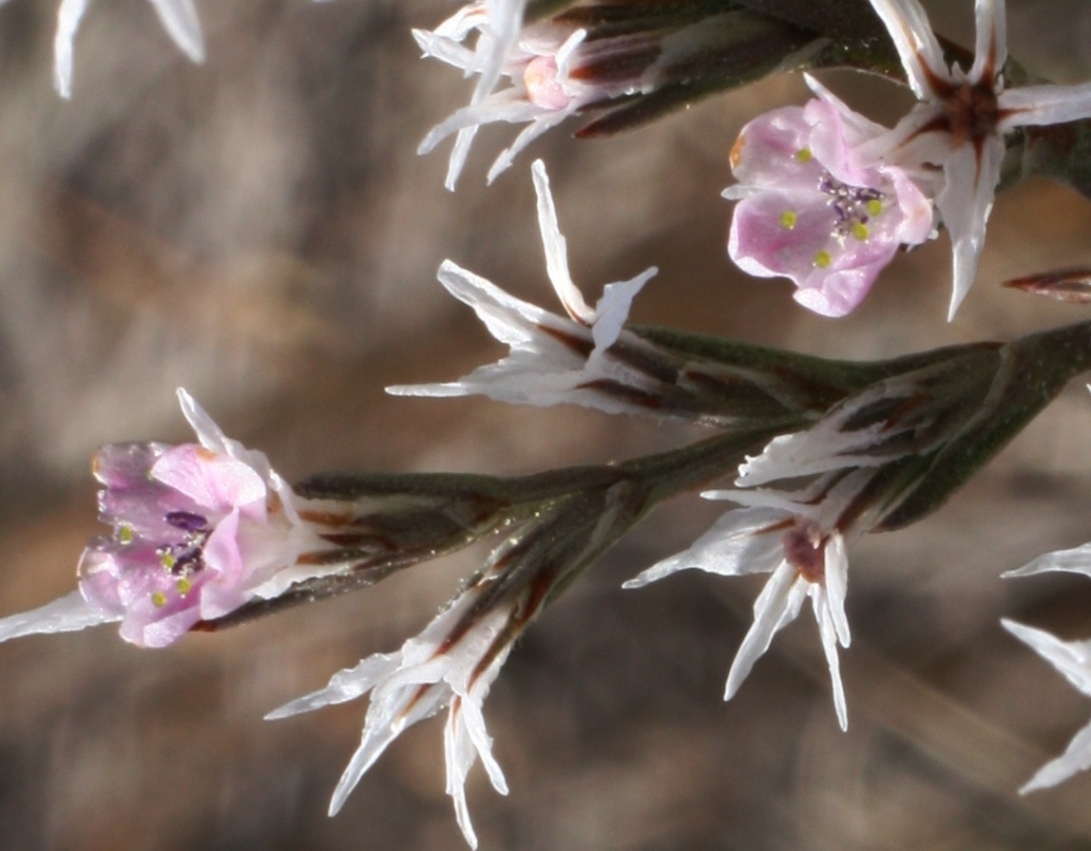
[267,584,513,849]
[1003,541,1091,791]
[54,0,204,98]
[623,366,943,730]
[415,0,548,189]
[388,159,660,414]
[626,470,877,732]
[863,0,1091,319]
[1001,619,1091,792]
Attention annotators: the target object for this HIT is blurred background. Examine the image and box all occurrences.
[4,0,1091,848]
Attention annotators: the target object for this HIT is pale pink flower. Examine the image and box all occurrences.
[725,75,934,317]
[863,0,1091,319]
[0,389,334,648]
[54,0,204,98]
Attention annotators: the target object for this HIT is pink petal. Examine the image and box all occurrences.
[730,107,825,193]
[152,444,267,518]
[122,602,202,648]
[200,509,250,619]
[804,99,872,187]
[793,264,888,317]
[729,190,838,279]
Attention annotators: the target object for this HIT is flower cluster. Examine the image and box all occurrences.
[10,0,1091,847]
[390,158,662,413]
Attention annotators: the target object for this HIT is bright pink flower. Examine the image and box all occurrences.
[0,389,337,649]
[725,78,934,317]
[78,440,272,647]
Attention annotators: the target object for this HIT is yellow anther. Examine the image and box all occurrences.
[852,223,870,241]
[118,525,134,544]
[151,591,167,608]
[866,199,883,217]
[176,577,192,595]
[814,250,832,269]
[780,210,797,230]
[795,148,813,163]
[159,552,176,570]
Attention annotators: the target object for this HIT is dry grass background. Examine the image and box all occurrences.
[4,0,1091,848]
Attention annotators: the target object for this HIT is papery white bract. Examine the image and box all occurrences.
[863,0,1091,319]
[415,0,536,189]
[622,368,944,730]
[389,159,662,414]
[625,471,869,730]
[267,579,514,849]
[0,389,337,648]
[1001,619,1091,792]
[416,0,655,188]
[54,0,205,98]
[1003,539,1091,791]
[725,74,934,317]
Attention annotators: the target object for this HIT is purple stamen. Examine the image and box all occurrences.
[818,170,886,240]
[166,511,210,532]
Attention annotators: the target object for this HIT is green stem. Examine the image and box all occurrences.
[880,319,1091,530]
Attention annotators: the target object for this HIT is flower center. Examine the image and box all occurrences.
[157,510,212,579]
[944,82,999,146]
[524,55,571,111]
[783,524,825,583]
[818,171,884,242]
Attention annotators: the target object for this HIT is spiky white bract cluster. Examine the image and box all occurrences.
[267,577,514,849]
[389,159,660,415]
[1003,538,1091,792]
[625,368,938,730]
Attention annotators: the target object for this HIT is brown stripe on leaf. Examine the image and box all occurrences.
[577,379,663,409]
[539,323,594,357]
[1004,267,1091,303]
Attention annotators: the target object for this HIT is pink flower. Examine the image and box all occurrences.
[0,389,335,649]
[79,445,261,646]
[725,76,934,317]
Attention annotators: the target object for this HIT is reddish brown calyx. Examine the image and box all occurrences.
[944,82,999,148]
[783,524,826,583]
